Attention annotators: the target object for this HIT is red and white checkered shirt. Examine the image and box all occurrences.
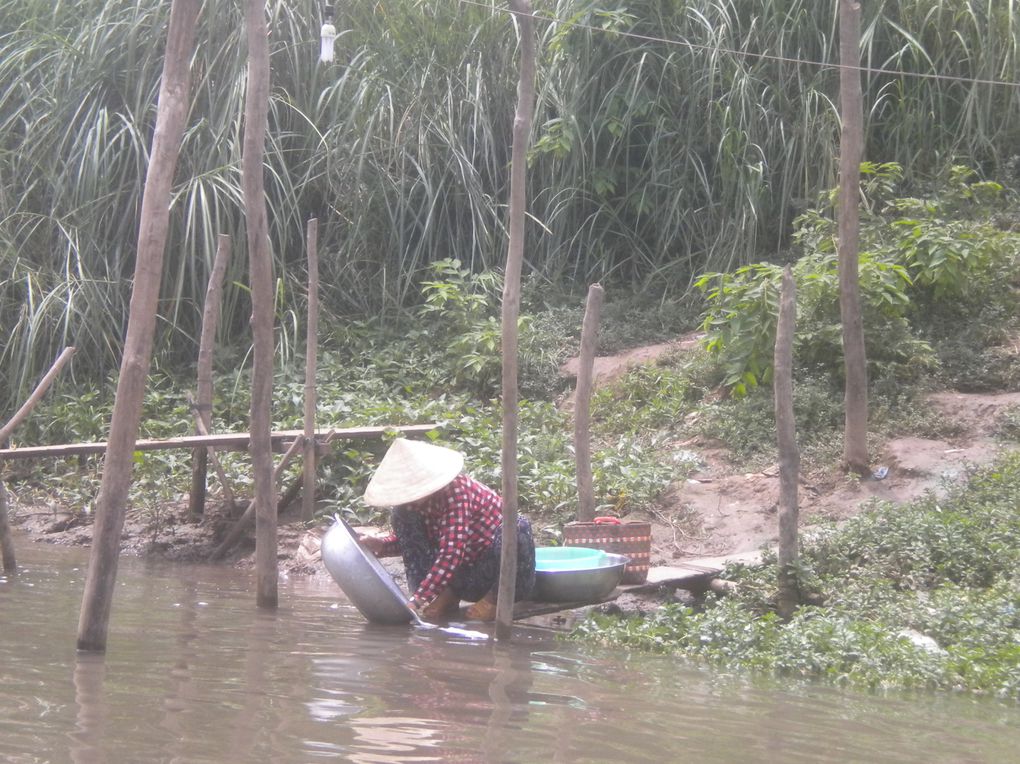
[378,473,502,607]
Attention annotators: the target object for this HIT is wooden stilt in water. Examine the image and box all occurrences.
[77,0,200,652]
[496,0,537,641]
[0,481,15,574]
[241,0,276,609]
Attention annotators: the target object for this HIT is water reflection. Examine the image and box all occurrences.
[482,649,517,762]
[71,654,108,764]
[5,542,1020,763]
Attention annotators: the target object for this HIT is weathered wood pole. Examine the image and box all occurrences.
[495,0,537,641]
[0,483,15,574]
[187,392,236,511]
[301,218,319,523]
[77,0,200,652]
[574,283,604,523]
[838,0,869,475]
[189,233,232,518]
[774,266,801,621]
[242,0,277,608]
[0,346,77,573]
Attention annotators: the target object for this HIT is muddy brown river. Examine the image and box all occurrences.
[2,537,1018,763]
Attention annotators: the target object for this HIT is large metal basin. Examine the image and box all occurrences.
[532,551,629,603]
[320,516,416,625]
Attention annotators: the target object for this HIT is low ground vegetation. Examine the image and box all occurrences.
[6,167,1020,697]
[572,453,1020,699]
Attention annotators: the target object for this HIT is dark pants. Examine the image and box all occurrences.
[391,508,536,602]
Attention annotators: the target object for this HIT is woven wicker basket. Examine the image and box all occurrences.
[562,518,651,584]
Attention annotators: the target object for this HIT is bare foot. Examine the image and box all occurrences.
[418,588,460,621]
[465,596,497,621]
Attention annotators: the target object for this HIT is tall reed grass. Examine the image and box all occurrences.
[1,0,1017,410]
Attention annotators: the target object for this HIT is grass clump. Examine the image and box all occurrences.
[571,453,1020,699]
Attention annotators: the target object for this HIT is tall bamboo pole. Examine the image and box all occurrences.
[0,484,14,574]
[189,233,232,518]
[496,0,537,641]
[302,218,319,523]
[77,0,200,652]
[838,0,869,475]
[242,0,277,608]
[774,266,800,621]
[574,284,604,523]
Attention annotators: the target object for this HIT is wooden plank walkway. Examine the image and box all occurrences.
[622,550,764,592]
[0,423,438,460]
[514,551,765,627]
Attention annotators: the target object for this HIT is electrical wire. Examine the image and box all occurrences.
[456,0,1020,90]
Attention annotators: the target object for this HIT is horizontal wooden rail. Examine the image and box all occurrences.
[0,424,438,460]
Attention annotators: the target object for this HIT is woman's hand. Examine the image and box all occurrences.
[357,534,386,556]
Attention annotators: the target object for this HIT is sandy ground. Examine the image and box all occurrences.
[562,343,1020,569]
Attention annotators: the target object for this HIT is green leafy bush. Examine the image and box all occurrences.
[696,164,1020,395]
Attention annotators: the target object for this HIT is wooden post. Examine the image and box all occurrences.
[242,0,276,609]
[0,481,14,574]
[838,0,869,475]
[301,218,319,523]
[574,284,604,523]
[189,234,232,518]
[77,0,200,652]
[774,266,800,621]
[0,346,76,574]
[496,0,537,641]
[188,394,237,510]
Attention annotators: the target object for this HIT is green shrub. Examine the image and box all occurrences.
[696,164,1020,395]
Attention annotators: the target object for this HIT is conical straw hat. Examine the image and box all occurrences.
[363,438,465,506]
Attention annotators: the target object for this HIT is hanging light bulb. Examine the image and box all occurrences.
[320,5,336,63]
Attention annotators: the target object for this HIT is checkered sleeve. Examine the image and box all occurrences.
[410,486,470,607]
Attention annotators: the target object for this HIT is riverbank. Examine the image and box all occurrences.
[8,381,1018,614]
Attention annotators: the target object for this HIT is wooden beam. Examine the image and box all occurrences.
[0,424,438,460]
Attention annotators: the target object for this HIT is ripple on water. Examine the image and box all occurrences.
[3,542,1020,763]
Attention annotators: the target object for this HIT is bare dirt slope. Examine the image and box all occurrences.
[566,344,1020,567]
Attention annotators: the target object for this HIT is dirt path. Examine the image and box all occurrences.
[560,344,1020,567]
